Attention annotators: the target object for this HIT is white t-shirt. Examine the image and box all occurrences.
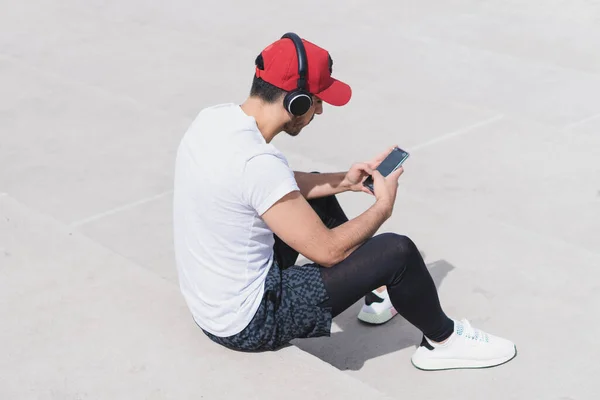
[173,103,300,337]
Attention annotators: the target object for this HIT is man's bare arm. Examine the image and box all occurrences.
[293,145,399,200]
[293,171,349,200]
[262,168,403,267]
[261,190,390,267]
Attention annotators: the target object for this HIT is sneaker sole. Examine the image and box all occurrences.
[411,346,518,371]
[357,308,398,325]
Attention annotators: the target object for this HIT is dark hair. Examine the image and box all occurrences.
[250,75,286,103]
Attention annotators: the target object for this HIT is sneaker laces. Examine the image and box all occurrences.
[456,319,490,343]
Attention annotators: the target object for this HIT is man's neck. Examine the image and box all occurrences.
[240,97,284,143]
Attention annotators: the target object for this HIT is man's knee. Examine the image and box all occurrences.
[377,232,419,258]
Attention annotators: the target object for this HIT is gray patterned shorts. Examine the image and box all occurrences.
[202,261,333,351]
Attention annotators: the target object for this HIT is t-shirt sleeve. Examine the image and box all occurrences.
[243,153,300,216]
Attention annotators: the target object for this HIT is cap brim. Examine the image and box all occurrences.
[315,78,352,106]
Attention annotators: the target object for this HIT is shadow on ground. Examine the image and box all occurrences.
[292,258,455,371]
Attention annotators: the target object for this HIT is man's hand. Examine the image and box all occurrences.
[342,145,399,195]
[371,166,404,217]
[341,162,375,194]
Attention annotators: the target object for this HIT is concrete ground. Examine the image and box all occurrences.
[1,0,599,399]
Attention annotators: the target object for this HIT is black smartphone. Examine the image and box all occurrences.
[363,147,410,193]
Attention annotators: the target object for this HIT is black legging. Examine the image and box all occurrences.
[273,194,454,343]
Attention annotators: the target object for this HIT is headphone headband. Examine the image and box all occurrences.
[281,32,308,90]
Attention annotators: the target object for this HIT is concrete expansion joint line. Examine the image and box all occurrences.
[564,111,600,130]
[70,190,173,227]
[410,114,505,152]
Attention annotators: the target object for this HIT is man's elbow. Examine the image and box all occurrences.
[318,245,345,268]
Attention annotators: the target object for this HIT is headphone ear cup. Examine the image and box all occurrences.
[284,90,313,116]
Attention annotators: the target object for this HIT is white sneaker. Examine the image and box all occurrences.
[357,289,398,325]
[411,319,517,371]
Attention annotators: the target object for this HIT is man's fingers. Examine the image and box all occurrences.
[371,170,384,181]
[353,162,373,175]
[388,166,404,180]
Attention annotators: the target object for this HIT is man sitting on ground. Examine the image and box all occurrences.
[172,32,517,371]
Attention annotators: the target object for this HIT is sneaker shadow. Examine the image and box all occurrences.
[291,257,455,371]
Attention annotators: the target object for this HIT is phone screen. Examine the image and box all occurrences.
[376,147,409,176]
[363,147,410,192]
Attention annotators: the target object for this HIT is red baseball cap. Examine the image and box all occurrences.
[255,36,352,106]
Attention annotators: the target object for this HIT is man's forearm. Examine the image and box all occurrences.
[326,201,390,265]
[294,171,349,199]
